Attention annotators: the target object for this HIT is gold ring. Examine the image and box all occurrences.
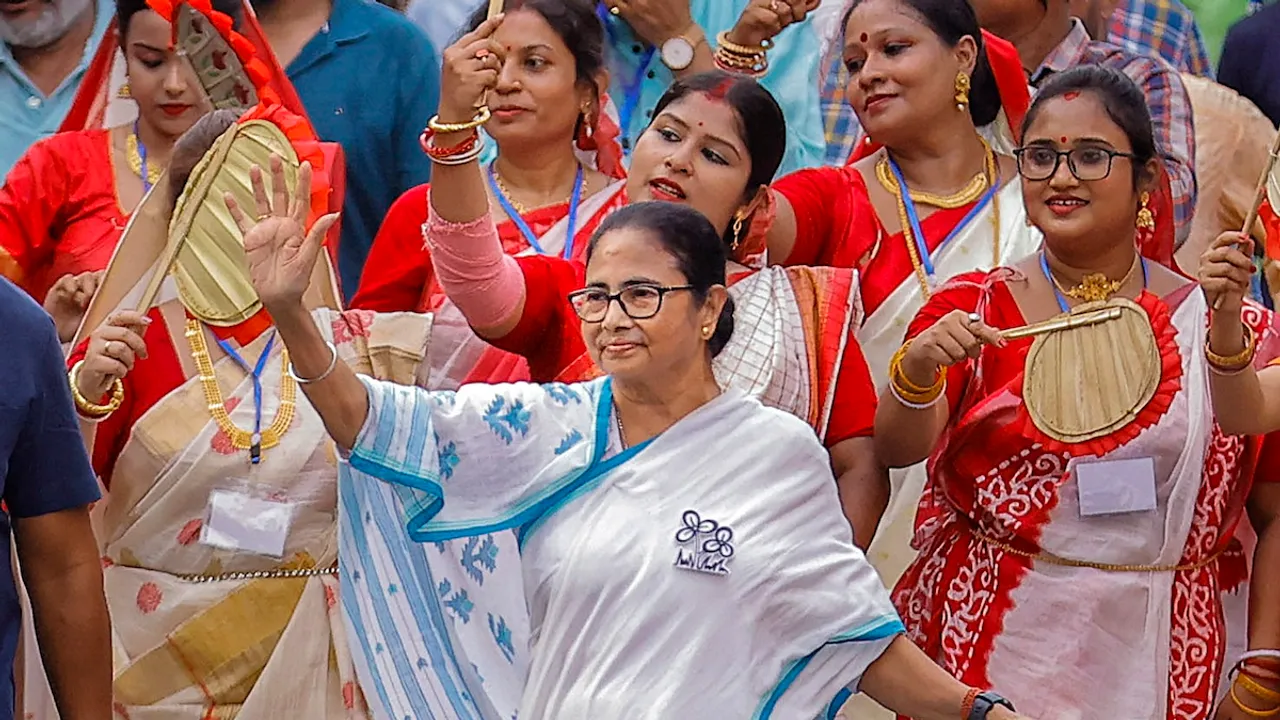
[256,213,272,222]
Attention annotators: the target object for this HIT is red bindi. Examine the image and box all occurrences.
[1063,90,1081,100]
[697,122,704,127]
[860,32,868,42]
[1060,136,1068,143]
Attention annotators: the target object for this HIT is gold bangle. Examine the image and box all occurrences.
[1206,323,1257,371]
[1231,681,1280,718]
[69,360,124,419]
[716,30,772,56]
[1239,674,1280,705]
[889,342,946,405]
[890,341,944,395]
[427,107,492,134]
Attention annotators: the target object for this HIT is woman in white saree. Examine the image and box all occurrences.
[229,144,1033,718]
[66,107,418,718]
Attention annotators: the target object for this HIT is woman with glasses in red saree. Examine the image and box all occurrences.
[351,0,627,389]
[873,65,1280,720]
[422,15,886,547]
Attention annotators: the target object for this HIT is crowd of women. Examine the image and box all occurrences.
[3,0,1280,717]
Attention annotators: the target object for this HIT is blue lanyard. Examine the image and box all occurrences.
[133,119,152,193]
[887,156,998,283]
[486,163,584,259]
[216,331,277,465]
[596,2,655,139]
[1039,252,1148,313]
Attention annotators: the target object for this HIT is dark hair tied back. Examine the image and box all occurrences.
[585,202,736,357]
[1021,66,1157,186]
[840,0,1001,126]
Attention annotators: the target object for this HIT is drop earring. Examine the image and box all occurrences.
[117,82,132,99]
[954,72,970,112]
[1136,191,1155,231]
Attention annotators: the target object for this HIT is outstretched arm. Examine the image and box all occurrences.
[229,158,366,451]
[859,636,1027,720]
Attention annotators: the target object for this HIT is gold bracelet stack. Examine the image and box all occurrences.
[1206,324,1257,375]
[68,361,125,421]
[427,107,492,134]
[714,31,770,78]
[888,341,946,409]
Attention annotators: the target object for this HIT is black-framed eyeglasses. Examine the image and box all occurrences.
[567,284,695,323]
[1013,145,1136,182]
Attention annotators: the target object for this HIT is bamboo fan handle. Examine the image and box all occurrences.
[487,0,502,19]
[999,307,1123,341]
[1213,128,1280,311]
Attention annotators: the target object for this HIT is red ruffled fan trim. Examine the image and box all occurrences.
[1013,290,1183,458]
[239,103,331,228]
[146,0,277,106]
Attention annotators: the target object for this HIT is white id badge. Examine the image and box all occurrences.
[201,489,295,558]
[1075,457,1158,517]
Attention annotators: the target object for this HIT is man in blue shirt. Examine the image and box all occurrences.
[1218,2,1280,126]
[255,0,439,299]
[0,0,113,177]
[0,276,111,718]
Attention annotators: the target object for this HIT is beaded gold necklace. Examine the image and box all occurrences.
[879,138,1001,298]
[185,319,296,459]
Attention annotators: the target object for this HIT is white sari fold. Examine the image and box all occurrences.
[340,377,903,719]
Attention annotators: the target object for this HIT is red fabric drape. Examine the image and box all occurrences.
[59,20,119,132]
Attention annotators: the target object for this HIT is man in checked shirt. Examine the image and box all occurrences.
[971,0,1198,249]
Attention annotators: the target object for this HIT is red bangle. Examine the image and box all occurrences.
[419,127,479,159]
[960,688,981,719]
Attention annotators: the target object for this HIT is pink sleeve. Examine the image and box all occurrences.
[424,199,526,328]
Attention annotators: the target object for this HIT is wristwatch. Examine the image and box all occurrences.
[660,27,704,71]
[968,691,1015,719]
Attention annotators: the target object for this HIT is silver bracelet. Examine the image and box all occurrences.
[287,340,339,384]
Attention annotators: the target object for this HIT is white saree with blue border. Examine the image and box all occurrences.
[339,375,903,719]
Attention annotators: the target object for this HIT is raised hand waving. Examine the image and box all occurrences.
[225,155,339,315]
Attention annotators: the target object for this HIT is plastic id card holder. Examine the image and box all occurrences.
[1075,457,1158,517]
[200,487,296,558]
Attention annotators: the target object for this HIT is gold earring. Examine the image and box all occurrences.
[1136,191,1155,231]
[117,82,132,99]
[954,72,970,112]
[701,325,711,338]
[730,213,745,251]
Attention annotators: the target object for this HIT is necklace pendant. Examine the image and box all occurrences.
[1067,273,1121,303]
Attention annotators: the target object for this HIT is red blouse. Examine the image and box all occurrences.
[0,129,128,301]
[351,183,587,313]
[69,310,273,486]
[492,255,878,447]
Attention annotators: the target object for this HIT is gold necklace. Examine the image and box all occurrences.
[1048,255,1140,303]
[885,138,1002,299]
[491,164,577,214]
[126,130,164,186]
[185,319,296,458]
[875,153,990,209]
